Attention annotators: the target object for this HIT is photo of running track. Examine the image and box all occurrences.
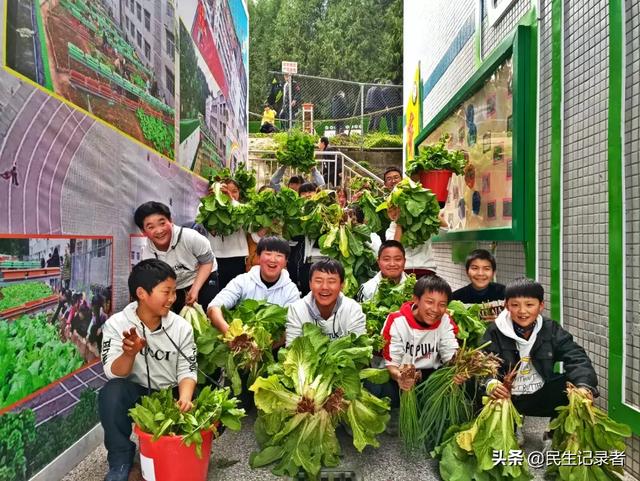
[4,0,176,159]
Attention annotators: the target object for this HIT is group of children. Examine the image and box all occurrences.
[97,182,598,481]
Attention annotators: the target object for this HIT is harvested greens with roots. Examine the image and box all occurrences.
[547,383,631,480]
[249,324,390,480]
[399,364,422,454]
[433,364,531,481]
[416,342,502,453]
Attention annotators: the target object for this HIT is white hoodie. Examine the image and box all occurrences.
[101,302,197,390]
[208,265,300,310]
[286,292,366,346]
[494,310,545,395]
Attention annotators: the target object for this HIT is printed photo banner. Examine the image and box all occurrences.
[422,57,514,232]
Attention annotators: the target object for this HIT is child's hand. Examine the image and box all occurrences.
[176,397,193,412]
[387,205,400,222]
[185,286,199,306]
[122,327,146,356]
[453,373,469,385]
[489,382,511,400]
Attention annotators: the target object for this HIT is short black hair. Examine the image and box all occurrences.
[465,248,497,271]
[258,184,274,193]
[134,201,172,230]
[309,258,345,283]
[298,182,318,195]
[378,240,405,258]
[413,275,452,303]
[383,166,402,180]
[320,136,329,147]
[504,277,544,302]
[288,175,305,186]
[129,259,176,301]
[256,236,291,258]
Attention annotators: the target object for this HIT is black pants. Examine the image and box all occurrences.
[171,271,219,314]
[260,122,276,133]
[99,379,149,468]
[217,257,247,292]
[511,375,569,417]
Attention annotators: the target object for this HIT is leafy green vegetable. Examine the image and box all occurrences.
[318,221,377,297]
[547,383,631,480]
[0,314,83,408]
[447,301,487,348]
[179,303,210,338]
[249,324,390,480]
[242,188,304,238]
[361,275,416,340]
[376,178,441,248]
[416,343,501,453]
[299,190,344,241]
[208,162,257,201]
[434,396,531,481]
[129,385,245,458]
[352,189,389,234]
[196,319,274,395]
[406,134,467,177]
[0,282,53,311]
[222,299,288,342]
[195,182,248,237]
[275,130,317,172]
[0,409,36,481]
[136,109,174,158]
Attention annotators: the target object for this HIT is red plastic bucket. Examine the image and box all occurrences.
[134,425,213,481]
[419,169,453,202]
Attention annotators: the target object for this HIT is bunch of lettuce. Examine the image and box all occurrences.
[249,324,390,480]
[361,275,417,342]
[447,301,487,348]
[222,298,288,342]
[376,178,441,248]
[208,162,257,201]
[318,220,377,298]
[547,383,631,481]
[195,182,248,237]
[179,303,210,339]
[299,190,344,241]
[129,386,245,458]
[352,189,389,234]
[243,187,304,239]
[405,134,467,177]
[196,320,274,395]
[275,130,317,172]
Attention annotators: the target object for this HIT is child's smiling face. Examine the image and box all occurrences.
[506,296,544,328]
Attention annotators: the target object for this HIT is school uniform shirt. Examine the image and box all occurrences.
[208,265,300,310]
[286,292,366,346]
[385,222,436,271]
[493,310,546,396]
[382,301,458,370]
[101,302,197,390]
[142,225,215,290]
[357,272,408,302]
[208,229,249,259]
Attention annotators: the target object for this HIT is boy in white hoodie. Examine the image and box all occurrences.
[286,259,366,345]
[208,236,300,334]
[99,259,197,481]
[483,278,598,416]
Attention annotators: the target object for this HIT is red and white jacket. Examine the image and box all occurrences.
[382,301,459,370]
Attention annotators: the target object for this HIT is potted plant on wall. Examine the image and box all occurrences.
[129,386,245,481]
[405,134,467,202]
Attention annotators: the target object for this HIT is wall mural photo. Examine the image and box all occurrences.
[0,235,112,480]
[4,0,176,159]
[178,0,248,177]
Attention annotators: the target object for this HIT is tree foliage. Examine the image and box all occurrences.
[248,0,402,114]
